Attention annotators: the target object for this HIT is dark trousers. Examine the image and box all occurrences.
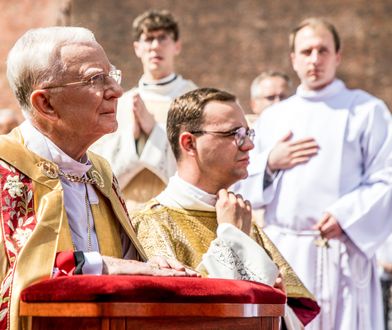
[381,279,392,330]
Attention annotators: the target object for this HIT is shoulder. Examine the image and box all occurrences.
[176,75,198,93]
[344,88,391,125]
[117,88,136,111]
[253,95,297,128]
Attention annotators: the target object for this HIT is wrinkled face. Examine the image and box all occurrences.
[134,29,181,80]
[193,101,254,188]
[291,26,341,91]
[251,76,290,114]
[47,42,123,144]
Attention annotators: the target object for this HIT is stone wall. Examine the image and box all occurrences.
[1,0,391,113]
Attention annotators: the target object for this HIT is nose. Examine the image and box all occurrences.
[150,38,160,49]
[240,136,254,151]
[309,49,320,64]
[104,79,123,99]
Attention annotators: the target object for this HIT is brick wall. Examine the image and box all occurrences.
[1,0,391,113]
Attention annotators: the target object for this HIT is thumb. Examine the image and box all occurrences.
[279,131,293,142]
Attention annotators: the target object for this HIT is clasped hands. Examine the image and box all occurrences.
[132,93,156,139]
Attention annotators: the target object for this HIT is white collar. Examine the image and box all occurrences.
[296,79,345,100]
[156,173,217,211]
[140,73,177,86]
[20,120,92,177]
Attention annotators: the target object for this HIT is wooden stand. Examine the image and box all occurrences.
[20,301,284,329]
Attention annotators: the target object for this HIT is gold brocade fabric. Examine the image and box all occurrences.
[132,200,316,302]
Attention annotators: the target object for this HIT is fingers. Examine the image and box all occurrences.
[313,213,329,231]
[291,146,319,158]
[314,213,343,239]
[290,137,318,147]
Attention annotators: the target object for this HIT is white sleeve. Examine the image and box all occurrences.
[139,123,176,181]
[327,103,392,258]
[82,251,103,275]
[198,223,279,286]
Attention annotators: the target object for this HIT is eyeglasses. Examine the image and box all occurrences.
[42,69,122,90]
[259,93,287,102]
[140,33,173,45]
[190,126,255,147]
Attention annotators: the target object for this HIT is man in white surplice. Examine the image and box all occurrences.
[234,17,392,330]
[91,10,196,210]
[132,88,321,329]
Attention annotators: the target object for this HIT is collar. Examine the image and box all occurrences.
[156,173,217,211]
[296,79,345,100]
[141,73,177,86]
[20,120,92,177]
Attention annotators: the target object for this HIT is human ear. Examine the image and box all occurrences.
[179,131,197,156]
[290,52,297,71]
[133,41,142,58]
[174,40,182,56]
[30,89,59,121]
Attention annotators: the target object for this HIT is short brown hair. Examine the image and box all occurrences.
[167,88,236,160]
[289,18,341,53]
[132,9,179,41]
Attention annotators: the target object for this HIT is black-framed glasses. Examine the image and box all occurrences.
[42,69,122,90]
[190,126,255,147]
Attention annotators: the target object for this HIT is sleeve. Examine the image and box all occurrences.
[52,251,103,277]
[199,223,279,285]
[139,123,177,181]
[327,102,392,258]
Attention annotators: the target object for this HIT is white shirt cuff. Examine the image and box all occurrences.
[82,251,103,275]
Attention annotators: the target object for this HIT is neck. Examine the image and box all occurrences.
[177,165,229,195]
[40,128,90,161]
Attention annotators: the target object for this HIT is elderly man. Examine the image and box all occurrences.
[235,18,392,329]
[247,71,291,125]
[92,10,196,211]
[131,88,320,329]
[0,26,195,330]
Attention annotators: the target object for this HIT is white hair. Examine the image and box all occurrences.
[6,26,96,117]
[250,71,291,100]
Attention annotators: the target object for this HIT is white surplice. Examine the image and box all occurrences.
[234,79,392,330]
[91,74,196,189]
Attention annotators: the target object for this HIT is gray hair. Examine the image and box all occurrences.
[250,71,291,100]
[6,26,96,117]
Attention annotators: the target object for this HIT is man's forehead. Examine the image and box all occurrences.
[259,77,288,90]
[203,101,246,125]
[295,26,335,48]
[59,42,110,73]
[141,28,172,37]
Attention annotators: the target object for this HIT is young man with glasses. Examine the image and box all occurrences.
[131,87,320,329]
[91,10,196,212]
[1,26,197,330]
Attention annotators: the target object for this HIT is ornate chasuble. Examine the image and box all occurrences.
[0,128,147,330]
[132,199,315,302]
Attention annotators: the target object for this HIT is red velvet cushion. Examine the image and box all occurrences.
[20,275,286,304]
